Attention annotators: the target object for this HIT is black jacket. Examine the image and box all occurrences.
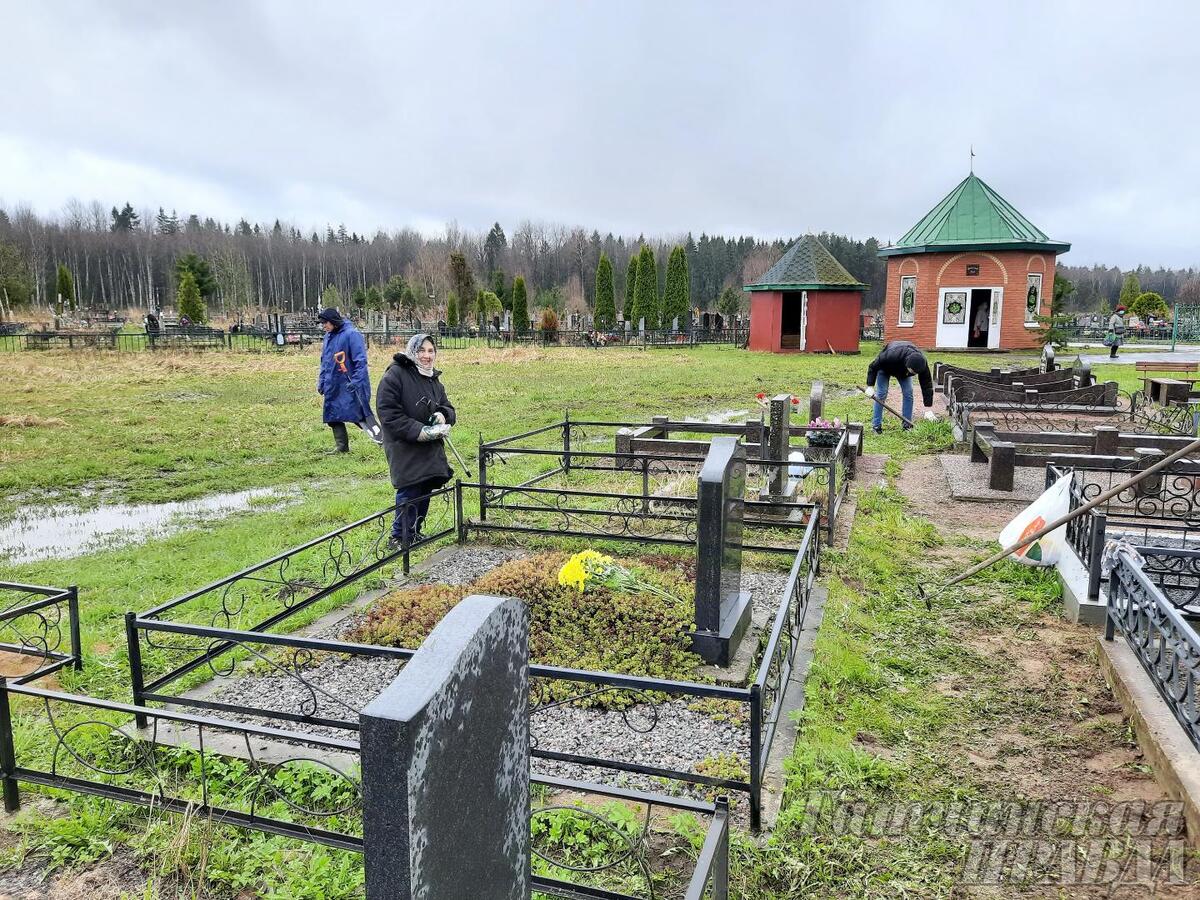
[376,354,458,490]
[867,341,934,407]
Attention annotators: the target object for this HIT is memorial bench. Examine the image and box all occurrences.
[1134,361,1200,402]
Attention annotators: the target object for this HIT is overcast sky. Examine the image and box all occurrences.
[2,1,1197,268]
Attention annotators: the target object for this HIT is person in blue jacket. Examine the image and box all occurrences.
[316,307,372,452]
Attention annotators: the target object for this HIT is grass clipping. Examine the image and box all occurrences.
[349,551,700,683]
[0,413,68,427]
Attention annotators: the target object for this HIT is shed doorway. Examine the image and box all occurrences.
[781,291,807,350]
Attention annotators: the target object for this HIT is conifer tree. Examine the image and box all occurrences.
[633,244,658,328]
[177,270,207,324]
[1118,273,1141,310]
[594,253,615,330]
[446,291,459,327]
[511,276,529,332]
[662,245,689,327]
[624,255,638,318]
[55,264,75,314]
[320,284,341,309]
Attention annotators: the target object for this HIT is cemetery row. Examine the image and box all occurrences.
[937,346,1200,838]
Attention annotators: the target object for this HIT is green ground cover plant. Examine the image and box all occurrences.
[350,550,700,682]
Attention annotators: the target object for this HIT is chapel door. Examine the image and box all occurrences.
[935,289,970,348]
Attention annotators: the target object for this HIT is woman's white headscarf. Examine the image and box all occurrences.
[405,333,436,377]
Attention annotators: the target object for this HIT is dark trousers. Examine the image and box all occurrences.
[392,478,444,542]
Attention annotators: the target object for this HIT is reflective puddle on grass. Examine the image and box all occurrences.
[0,487,301,563]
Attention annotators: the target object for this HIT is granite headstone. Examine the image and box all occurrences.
[360,595,530,899]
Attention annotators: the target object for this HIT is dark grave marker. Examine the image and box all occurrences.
[691,437,752,666]
[361,595,529,899]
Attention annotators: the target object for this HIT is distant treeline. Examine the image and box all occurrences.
[0,199,1194,319]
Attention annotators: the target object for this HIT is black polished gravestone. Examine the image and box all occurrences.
[690,437,752,666]
[360,595,529,900]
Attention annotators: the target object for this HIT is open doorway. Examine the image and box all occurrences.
[781,291,804,350]
[967,288,992,348]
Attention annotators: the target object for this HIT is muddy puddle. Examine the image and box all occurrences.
[0,487,301,563]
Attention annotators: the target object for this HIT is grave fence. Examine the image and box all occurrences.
[0,326,747,353]
[471,417,851,545]
[0,582,83,684]
[951,387,1197,438]
[1048,458,1200,600]
[124,507,819,831]
[1104,547,1200,753]
[0,682,729,899]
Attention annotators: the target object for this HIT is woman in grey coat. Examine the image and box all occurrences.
[1108,306,1127,359]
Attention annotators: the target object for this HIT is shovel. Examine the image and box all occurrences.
[430,416,474,478]
[917,433,1200,608]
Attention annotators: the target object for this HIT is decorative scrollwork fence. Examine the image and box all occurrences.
[0,582,82,683]
[1104,547,1200,753]
[0,683,728,899]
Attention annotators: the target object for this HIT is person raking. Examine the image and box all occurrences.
[316,307,377,452]
[376,333,456,548]
[865,340,937,434]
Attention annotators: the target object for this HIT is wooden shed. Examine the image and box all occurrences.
[744,234,867,353]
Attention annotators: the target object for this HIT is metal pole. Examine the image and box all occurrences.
[922,431,1200,605]
[0,677,20,812]
[125,612,148,730]
[68,586,82,671]
[748,683,762,832]
[1172,305,1179,353]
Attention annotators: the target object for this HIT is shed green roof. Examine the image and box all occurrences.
[744,234,867,292]
[877,174,1070,258]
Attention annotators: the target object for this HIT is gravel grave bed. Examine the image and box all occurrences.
[192,546,790,816]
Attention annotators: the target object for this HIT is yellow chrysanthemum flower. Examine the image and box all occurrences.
[557,550,613,592]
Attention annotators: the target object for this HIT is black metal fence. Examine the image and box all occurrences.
[1048,457,1200,599]
[1104,547,1200,753]
[124,501,820,831]
[0,326,748,353]
[0,681,729,899]
[0,582,83,683]
[471,417,849,546]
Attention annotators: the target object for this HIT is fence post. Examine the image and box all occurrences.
[477,434,488,523]
[826,458,838,543]
[748,683,762,832]
[68,586,82,671]
[1104,574,1118,641]
[0,677,18,813]
[713,797,730,900]
[124,612,148,730]
[563,410,572,473]
[455,480,466,543]
[1088,512,1107,600]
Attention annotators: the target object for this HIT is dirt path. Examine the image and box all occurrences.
[892,455,1194,897]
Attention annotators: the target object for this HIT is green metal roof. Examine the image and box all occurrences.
[877,174,1070,258]
[744,234,867,292]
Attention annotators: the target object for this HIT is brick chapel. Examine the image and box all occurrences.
[879,173,1070,351]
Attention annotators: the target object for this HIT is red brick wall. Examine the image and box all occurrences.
[748,291,782,351]
[881,250,1057,350]
[806,290,861,353]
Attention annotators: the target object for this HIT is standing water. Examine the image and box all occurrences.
[0,487,299,563]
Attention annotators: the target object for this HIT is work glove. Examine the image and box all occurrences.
[432,411,447,425]
[864,386,876,399]
[923,411,938,422]
[417,425,445,442]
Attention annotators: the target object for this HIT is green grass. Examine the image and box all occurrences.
[0,343,1116,897]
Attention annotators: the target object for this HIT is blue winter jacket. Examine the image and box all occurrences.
[317,322,372,424]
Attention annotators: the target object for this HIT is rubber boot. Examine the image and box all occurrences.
[330,422,350,453]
